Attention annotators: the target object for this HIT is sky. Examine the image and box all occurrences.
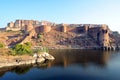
[0,0,120,32]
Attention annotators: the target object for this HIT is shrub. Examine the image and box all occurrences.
[33,47,49,54]
[0,42,4,48]
[33,49,41,53]
[42,47,49,53]
[13,43,32,55]
[24,42,32,47]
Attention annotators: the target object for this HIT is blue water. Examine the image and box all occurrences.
[0,50,120,80]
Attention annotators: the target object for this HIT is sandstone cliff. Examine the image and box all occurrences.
[2,20,120,49]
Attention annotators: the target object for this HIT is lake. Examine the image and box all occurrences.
[0,49,120,80]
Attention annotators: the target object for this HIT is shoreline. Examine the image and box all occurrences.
[48,47,120,51]
[0,52,55,68]
[0,47,119,68]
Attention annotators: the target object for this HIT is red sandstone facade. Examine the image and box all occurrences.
[5,20,111,48]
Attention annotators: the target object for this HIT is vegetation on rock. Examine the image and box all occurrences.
[11,42,32,55]
[33,47,49,54]
[0,42,4,48]
[9,42,49,56]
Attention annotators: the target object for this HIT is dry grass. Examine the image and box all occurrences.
[0,48,10,56]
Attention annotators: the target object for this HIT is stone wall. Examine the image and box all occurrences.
[6,20,41,31]
[88,27,101,41]
[24,23,34,32]
[7,22,14,28]
[40,25,51,33]
[6,27,21,31]
[87,24,110,47]
[5,20,113,48]
[14,20,21,27]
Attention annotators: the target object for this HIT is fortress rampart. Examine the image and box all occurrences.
[5,20,114,50]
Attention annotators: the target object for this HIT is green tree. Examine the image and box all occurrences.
[13,43,32,55]
[24,42,32,47]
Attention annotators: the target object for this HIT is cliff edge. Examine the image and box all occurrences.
[1,20,120,50]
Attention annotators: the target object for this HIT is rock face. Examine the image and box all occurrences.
[38,52,55,60]
[5,20,120,49]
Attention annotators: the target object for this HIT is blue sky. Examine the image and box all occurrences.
[0,0,120,32]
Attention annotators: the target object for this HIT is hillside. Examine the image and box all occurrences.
[0,20,120,50]
[32,30,99,49]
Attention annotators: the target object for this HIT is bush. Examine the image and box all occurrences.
[33,49,41,53]
[8,49,16,56]
[24,42,32,47]
[13,43,32,55]
[0,42,4,48]
[42,47,49,53]
[33,47,49,54]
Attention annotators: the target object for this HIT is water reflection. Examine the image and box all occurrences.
[49,50,111,68]
[0,50,118,77]
[0,63,49,77]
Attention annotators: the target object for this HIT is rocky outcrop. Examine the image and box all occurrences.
[4,20,120,50]
[0,52,55,68]
[38,52,55,60]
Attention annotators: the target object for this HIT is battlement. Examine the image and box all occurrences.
[5,20,112,48]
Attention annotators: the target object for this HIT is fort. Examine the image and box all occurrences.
[3,20,120,50]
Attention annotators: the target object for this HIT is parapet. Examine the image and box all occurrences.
[40,25,51,33]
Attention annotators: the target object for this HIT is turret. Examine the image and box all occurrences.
[61,24,67,32]
[99,24,110,47]
[7,22,14,28]
[14,20,21,27]
[83,25,89,33]
[21,20,25,27]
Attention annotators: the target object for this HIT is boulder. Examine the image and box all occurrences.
[39,52,55,60]
[36,57,45,63]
